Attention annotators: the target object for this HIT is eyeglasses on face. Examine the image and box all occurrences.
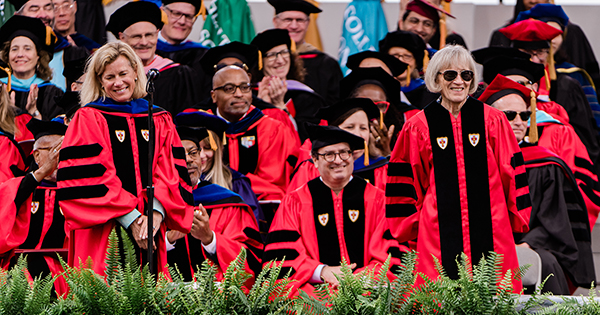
[503,110,532,121]
[276,16,309,25]
[438,70,474,82]
[164,6,196,23]
[265,49,290,62]
[54,1,74,12]
[317,150,353,162]
[374,101,390,113]
[186,148,199,158]
[213,82,252,94]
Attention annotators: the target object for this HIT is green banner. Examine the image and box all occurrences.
[199,0,256,47]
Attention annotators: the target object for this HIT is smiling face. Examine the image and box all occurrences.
[211,67,252,122]
[438,66,471,108]
[99,55,137,102]
[263,44,290,79]
[491,93,529,142]
[119,21,159,66]
[401,11,436,43]
[312,142,354,187]
[337,110,370,144]
[161,2,197,44]
[199,138,215,173]
[9,36,39,80]
[20,0,55,26]
[273,11,309,44]
[182,139,201,184]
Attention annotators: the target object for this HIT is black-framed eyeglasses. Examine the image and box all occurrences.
[503,110,532,121]
[186,148,199,158]
[317,150,353,162]
[163,6,196,23]
[515,80,534,87]
[213,83,252,94]
[438,70,474,82]
[265,49,290,62]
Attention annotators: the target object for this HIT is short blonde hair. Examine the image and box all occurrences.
[424,45,478,95]
[201,130,232,190]
[80,42,147,105]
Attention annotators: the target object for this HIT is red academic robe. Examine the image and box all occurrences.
[56,99,194,276]
[224,106,298,200]
[0,130,26,183]
[264,177,406,296]
[386,98,531,291]
[167,181,263,285]
[535,120,600,228]
[0,176,68,294]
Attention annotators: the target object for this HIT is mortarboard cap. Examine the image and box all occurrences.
[7,0,28,11]
[162,0,203,15]
[340,67,401,107]
[251,29,294,55]
[63,56,88,84]
[499,18,562,50]
[406,0,454,22]
[268,0,322,15]
[175,110,229,150]
[471,46,531,65]
[200,42,259,74]
[0,16,56,58]
[26,118,68,140]
[306,123,364,152]
[379,30,426,70]
[176,126,209,145]
[481,55,545,84]
[318,97,380,125]
[515,3,569,30]
[106,1,164,38]
[346,51,408,77]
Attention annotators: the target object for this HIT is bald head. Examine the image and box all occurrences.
[211,65,253,122]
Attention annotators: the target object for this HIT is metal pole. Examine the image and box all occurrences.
[146,69,159,272]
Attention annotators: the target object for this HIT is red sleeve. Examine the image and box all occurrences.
[0,136,25,183]
[385,117,428,243]
[209,204,263,283]
[262,108,300,147]
[0,177,33,255]
[263,190,321,291]
[14,113,34,143]
[488,110,531,233]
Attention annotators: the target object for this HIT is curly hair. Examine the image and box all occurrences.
[250,52,306,84]
[0,41,53,82]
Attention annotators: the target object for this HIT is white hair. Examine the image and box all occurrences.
[424,44,478,95]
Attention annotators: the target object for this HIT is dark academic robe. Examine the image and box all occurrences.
[230,169,265,228]
[386,98,531,291]
[56,98,194,276]
[299,50,343,107]
[0,176,67,294]
[167,181,263,284]
[533,117,600,228]
[284,80,326,142]
[0,128,26,183]
[518,145,595,294]
[69,33,101,51]
[156,39,211,101]
[74,0,106,44]
[289,155,388,193]
[52,36,90,91]
[264,177,406,295]
[145,56,200,117]
[402,79,439,110]
[7,80,64,121]
[222,106,298,200]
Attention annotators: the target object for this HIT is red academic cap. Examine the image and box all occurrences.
[499,18,562,50]
[406,0,454,22]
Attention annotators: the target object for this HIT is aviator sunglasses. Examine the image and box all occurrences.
[503,110,532,121]
[438,70,474,82]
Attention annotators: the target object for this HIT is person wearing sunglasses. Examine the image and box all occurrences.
[264,123,406,296]
[479,73,596,295]
[386,45,531,292]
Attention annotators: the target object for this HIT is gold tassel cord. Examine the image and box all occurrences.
[0,66,12,92]
[548,46,557,81]
[195,0,206,19]
[544,68,551,95]
[222,131,227,146]
[379,110,384,130]
[258,51,263,71]
[208,131,217,151]
[529,90,538,143]
[161,10,169,25]
[423,51,429,73]
[405,65,411,87]
[439,18,447,49]
[363,140,369,166]
[290,39,296,54]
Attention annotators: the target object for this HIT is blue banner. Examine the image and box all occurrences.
[338,0,388,75]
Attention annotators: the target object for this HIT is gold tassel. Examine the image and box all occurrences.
[290,38,297,54]
[161,9,169,25]
[405,65,411,86]
[529,90,538,143]
[544,68,551,94]
[208,131,217,151]
[222,131,227,146]
[258,51,263,71]
[195,0,206,19]
[422,51,429,73]
[548,46,556,80]
[45,26,54,46]
[379,110,384,129]
[439,17,447,49]
[102,0,112,6]
[0,66,11,92]
[363,140,369,166]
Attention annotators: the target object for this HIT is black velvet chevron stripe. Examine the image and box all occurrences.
[262,248,300,262]
[277,266,296,279]
[59,143,103,161]
[172,146,186,160]
[574,156,595,174]
[57,164,107,181]
[385,204,417,218]
[516,194,533,210]
[383,229,395,240]
[385,183,417,199]
[309,178,342,266]
[243,227,263,244]
[342,178,367,269]
[424,101,463,280]
[56,184,109,200]
[175,165,189,183]
[515,173,528,190]
[388,162,414,178]
[266,230,301,245]
[179,184,194,206]
[511,152,525,169]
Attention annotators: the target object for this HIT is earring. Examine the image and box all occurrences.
[135,77,138,82]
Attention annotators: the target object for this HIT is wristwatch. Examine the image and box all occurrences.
[33,110,40,117]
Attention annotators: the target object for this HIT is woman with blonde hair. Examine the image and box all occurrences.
[386,45,532,292]
[57,41,193,275]
[0,16,64,121]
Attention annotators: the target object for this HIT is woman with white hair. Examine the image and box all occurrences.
[57,42,193,275]
[385,45,532,291]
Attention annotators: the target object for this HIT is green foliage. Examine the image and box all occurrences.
[535,283,600,315]
[0,255,55,315]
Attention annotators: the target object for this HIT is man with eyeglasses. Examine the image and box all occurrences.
[479,73,596,295]
[0,118,68,295]
[156,0,211,100]
[10,0,89,92]
[264,123,406,296]
[107,1,199,117]
[51,0,100,51]
[165,125,263,283]
[269,0,343,107]
[399,0,459,54]
[210,65,298,201]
